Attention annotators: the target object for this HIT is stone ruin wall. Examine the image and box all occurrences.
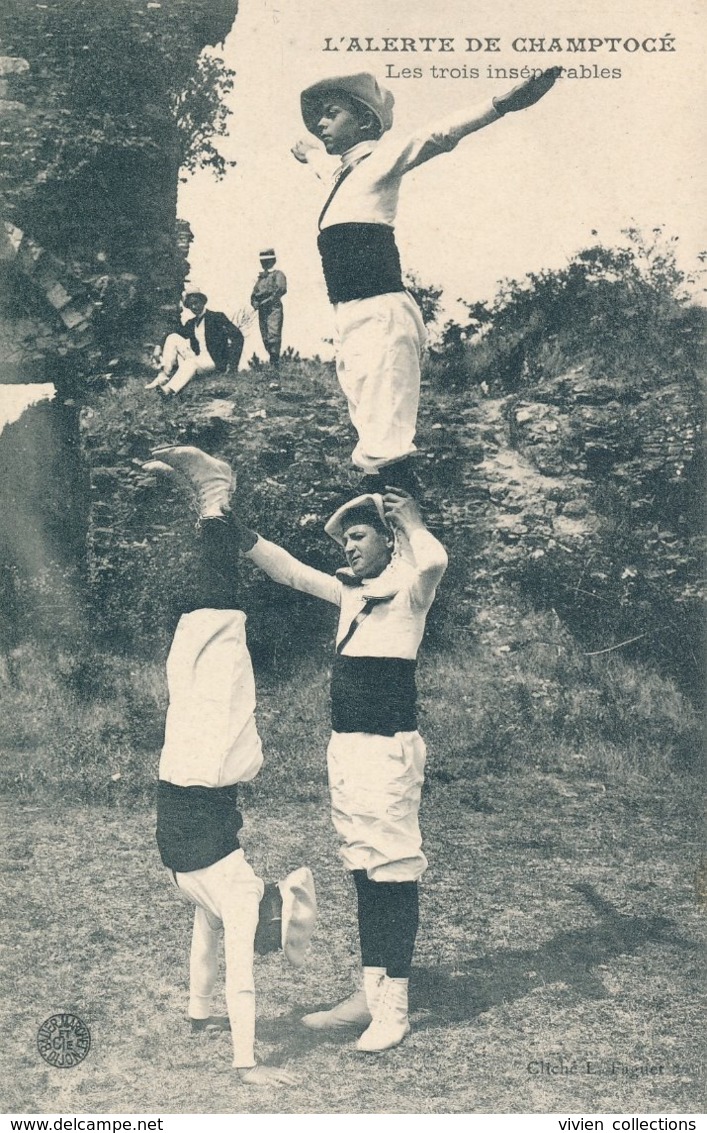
[0,0,238,586]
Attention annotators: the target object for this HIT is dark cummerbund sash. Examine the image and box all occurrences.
[318,223,405,304]
[156,780,242,873]
[331,655,417,736]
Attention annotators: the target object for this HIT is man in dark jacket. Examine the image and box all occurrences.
[147,288,245,395]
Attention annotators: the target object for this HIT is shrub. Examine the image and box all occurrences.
[431,227,705,393]
[420,610,703,784]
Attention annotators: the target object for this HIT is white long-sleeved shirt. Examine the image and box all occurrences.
[305,98,500,230]
[247,528,447,660]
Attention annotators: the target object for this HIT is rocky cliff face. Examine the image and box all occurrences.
[0,0,237,384]
[432,353,703,695]
[0,0,238,646]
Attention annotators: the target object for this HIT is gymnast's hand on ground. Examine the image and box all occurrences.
[382,487,425,534]
[237,1063,298,1088]
[291,138,318,163]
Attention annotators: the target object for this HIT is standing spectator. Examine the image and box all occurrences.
[250,249,287,366]
[147,287,244,395]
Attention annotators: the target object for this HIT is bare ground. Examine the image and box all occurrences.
[1,766,704,1115]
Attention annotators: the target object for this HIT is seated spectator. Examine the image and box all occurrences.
[147,287,244,396]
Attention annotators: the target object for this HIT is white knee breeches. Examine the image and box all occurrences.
[333,291,427,472]
[327,729,428,882]
[170,849,264,1068]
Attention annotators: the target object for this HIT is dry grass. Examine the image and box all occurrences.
[1,765,704,1114]
[0,638,703,1113]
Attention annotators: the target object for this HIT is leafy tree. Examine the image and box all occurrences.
[0,0,237,254]
[172,50,236,180]
[404,271,443,327]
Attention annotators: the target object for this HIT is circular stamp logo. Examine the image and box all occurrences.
[37,1013,91,1069]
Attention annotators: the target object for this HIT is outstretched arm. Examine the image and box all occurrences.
[234,524,341,607]
[373,66,562,178]
[492,66,562,117]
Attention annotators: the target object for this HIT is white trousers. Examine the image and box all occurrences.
[333,291,427,472]
[160,332,216,393]
[159,610,264,789]
[170,849,264,1068]
[327,730,428,882]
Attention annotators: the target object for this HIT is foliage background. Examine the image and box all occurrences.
[0,0,237,377]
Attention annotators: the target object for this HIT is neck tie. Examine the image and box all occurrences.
[318,153,371,231]
[336,595,391,655]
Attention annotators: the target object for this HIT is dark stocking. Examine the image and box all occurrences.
[352,870,419,978]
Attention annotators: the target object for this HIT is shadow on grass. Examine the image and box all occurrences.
[409,884,693,1027]
[259,1023,357,1067]
[257,884,695,1062]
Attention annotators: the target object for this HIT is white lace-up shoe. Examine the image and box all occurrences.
[363,966,386,1016]
[356,976,411,1052]
[301,963,386,1031]
[146,445,235,519]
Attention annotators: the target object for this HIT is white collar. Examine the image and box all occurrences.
[335,554,411,599]
[339,139,376,171]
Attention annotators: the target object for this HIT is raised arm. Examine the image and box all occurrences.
[242,532,341,607]
[372,66,561,179]
[382,490,448,607]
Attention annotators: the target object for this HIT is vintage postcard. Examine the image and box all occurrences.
[0,0,704,1120]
